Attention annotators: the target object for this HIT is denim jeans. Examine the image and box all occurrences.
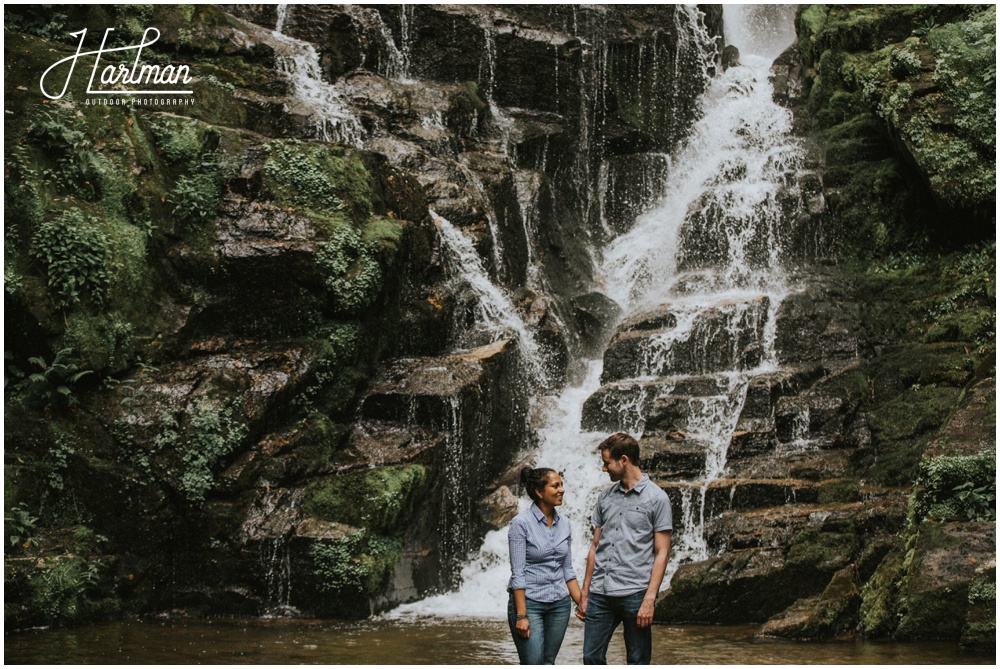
[507,593,572,665]
[582,591,652,665]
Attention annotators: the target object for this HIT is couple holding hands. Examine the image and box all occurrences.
[507,432,673,665]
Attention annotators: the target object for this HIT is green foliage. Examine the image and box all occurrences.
[146,114,216,163]
[316,225,383,314]
[63,312,136,375]
[23,348,93,410]
[27,104,107,199]
[888,47,921,79]
[4,5,70,41]
[174,400,249,504]
[915,452,996,522]
[170,151,233,226]
[261,140,373,222]
[302,465,428,533]
[29,208,111,308]
[309,529,402,597]
[21,526,113,627]
[47,434,77,492]
[5,504,39,549]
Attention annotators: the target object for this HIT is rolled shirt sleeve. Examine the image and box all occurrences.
[508,516,528,591]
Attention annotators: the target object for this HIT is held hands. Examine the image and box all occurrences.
[575,596,587,621]
[515,616,530,638]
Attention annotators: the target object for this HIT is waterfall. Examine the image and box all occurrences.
[387,5,804,619]
[431,212,547,386]
[270,5,364,147]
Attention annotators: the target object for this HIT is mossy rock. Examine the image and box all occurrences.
[961,567,997,650]
[859,541,906,637]
[302,465,429,534]
[893,521,995,641]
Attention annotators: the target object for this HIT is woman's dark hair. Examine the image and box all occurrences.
[520,467,556,503]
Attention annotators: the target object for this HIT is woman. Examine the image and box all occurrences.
[507,467,582,665]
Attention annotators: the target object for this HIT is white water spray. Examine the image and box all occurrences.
[271,5,364,147]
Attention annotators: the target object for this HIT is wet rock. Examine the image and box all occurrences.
[704,478,821,517]
[641,435,710,480]
[478,486,519,530]
[924,376,996,458]
[774,284,861,366]
[758,565,861,639]
[570,291,624,356]
[581,379,667,433]
[602,297,770,382]
[893,522,996,641]
[595,153,672,234]
[359,339,532,580]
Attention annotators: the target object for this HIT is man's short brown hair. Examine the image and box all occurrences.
[598,432,641,468]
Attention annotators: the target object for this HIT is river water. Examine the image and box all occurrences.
[5,616,993,665]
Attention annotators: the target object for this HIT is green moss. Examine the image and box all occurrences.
[859,543,906,637]
[146,114,219,163]
[316,225,383,314]
[63,312,135,375]
[309,529,402,600]
[262,140,374,224]
[892,523,970,640]
[302,465,428,534]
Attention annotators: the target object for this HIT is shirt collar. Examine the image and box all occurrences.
[616,473,650,495]
[530,502,561,525]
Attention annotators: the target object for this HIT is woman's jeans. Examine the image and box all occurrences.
[507,594,572,665]
[582,591,652,665]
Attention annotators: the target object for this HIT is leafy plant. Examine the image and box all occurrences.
[29,556,103,623]
[174,400,248,504]
[915,452,996,522]
[28,105,106,199]
[316,225,383,314]
[5,504,39,549]
[24,348,93,410]
[29,208,111,308]
[309,529,401,597]
[170,151,234,226]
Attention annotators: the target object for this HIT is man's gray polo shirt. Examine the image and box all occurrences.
[590,474,672,597]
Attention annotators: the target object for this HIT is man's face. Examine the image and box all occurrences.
[601,449,625,482]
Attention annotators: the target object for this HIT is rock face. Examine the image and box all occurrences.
[3,3,724,626]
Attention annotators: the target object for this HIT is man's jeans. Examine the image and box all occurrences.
[507,594,572,665]
[582,591,651,665]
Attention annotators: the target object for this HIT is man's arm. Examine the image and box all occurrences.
[636,530,671,628]
[576,527,601,620]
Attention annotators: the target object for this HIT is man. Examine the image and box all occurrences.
[576,432,672,665]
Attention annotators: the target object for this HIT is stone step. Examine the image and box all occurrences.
[736,366,826,423]
[704,487,908,553]
[581,374,736,433]
[642,434,713,480]
[654,477,860,518]
[602,296,771,382]
[360,339,516,429]
[725,448,856,482]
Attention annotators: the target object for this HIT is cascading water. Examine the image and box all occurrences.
[431,211,547,386]
[270,5,364,147]
[389,5,804,620]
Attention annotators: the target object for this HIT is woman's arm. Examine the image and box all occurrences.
[512,588,530,638]
[577,527,601,620]
[566,578,582,608]
[509,519,530,637]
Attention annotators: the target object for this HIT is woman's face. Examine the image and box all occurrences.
[538,472,565,507]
